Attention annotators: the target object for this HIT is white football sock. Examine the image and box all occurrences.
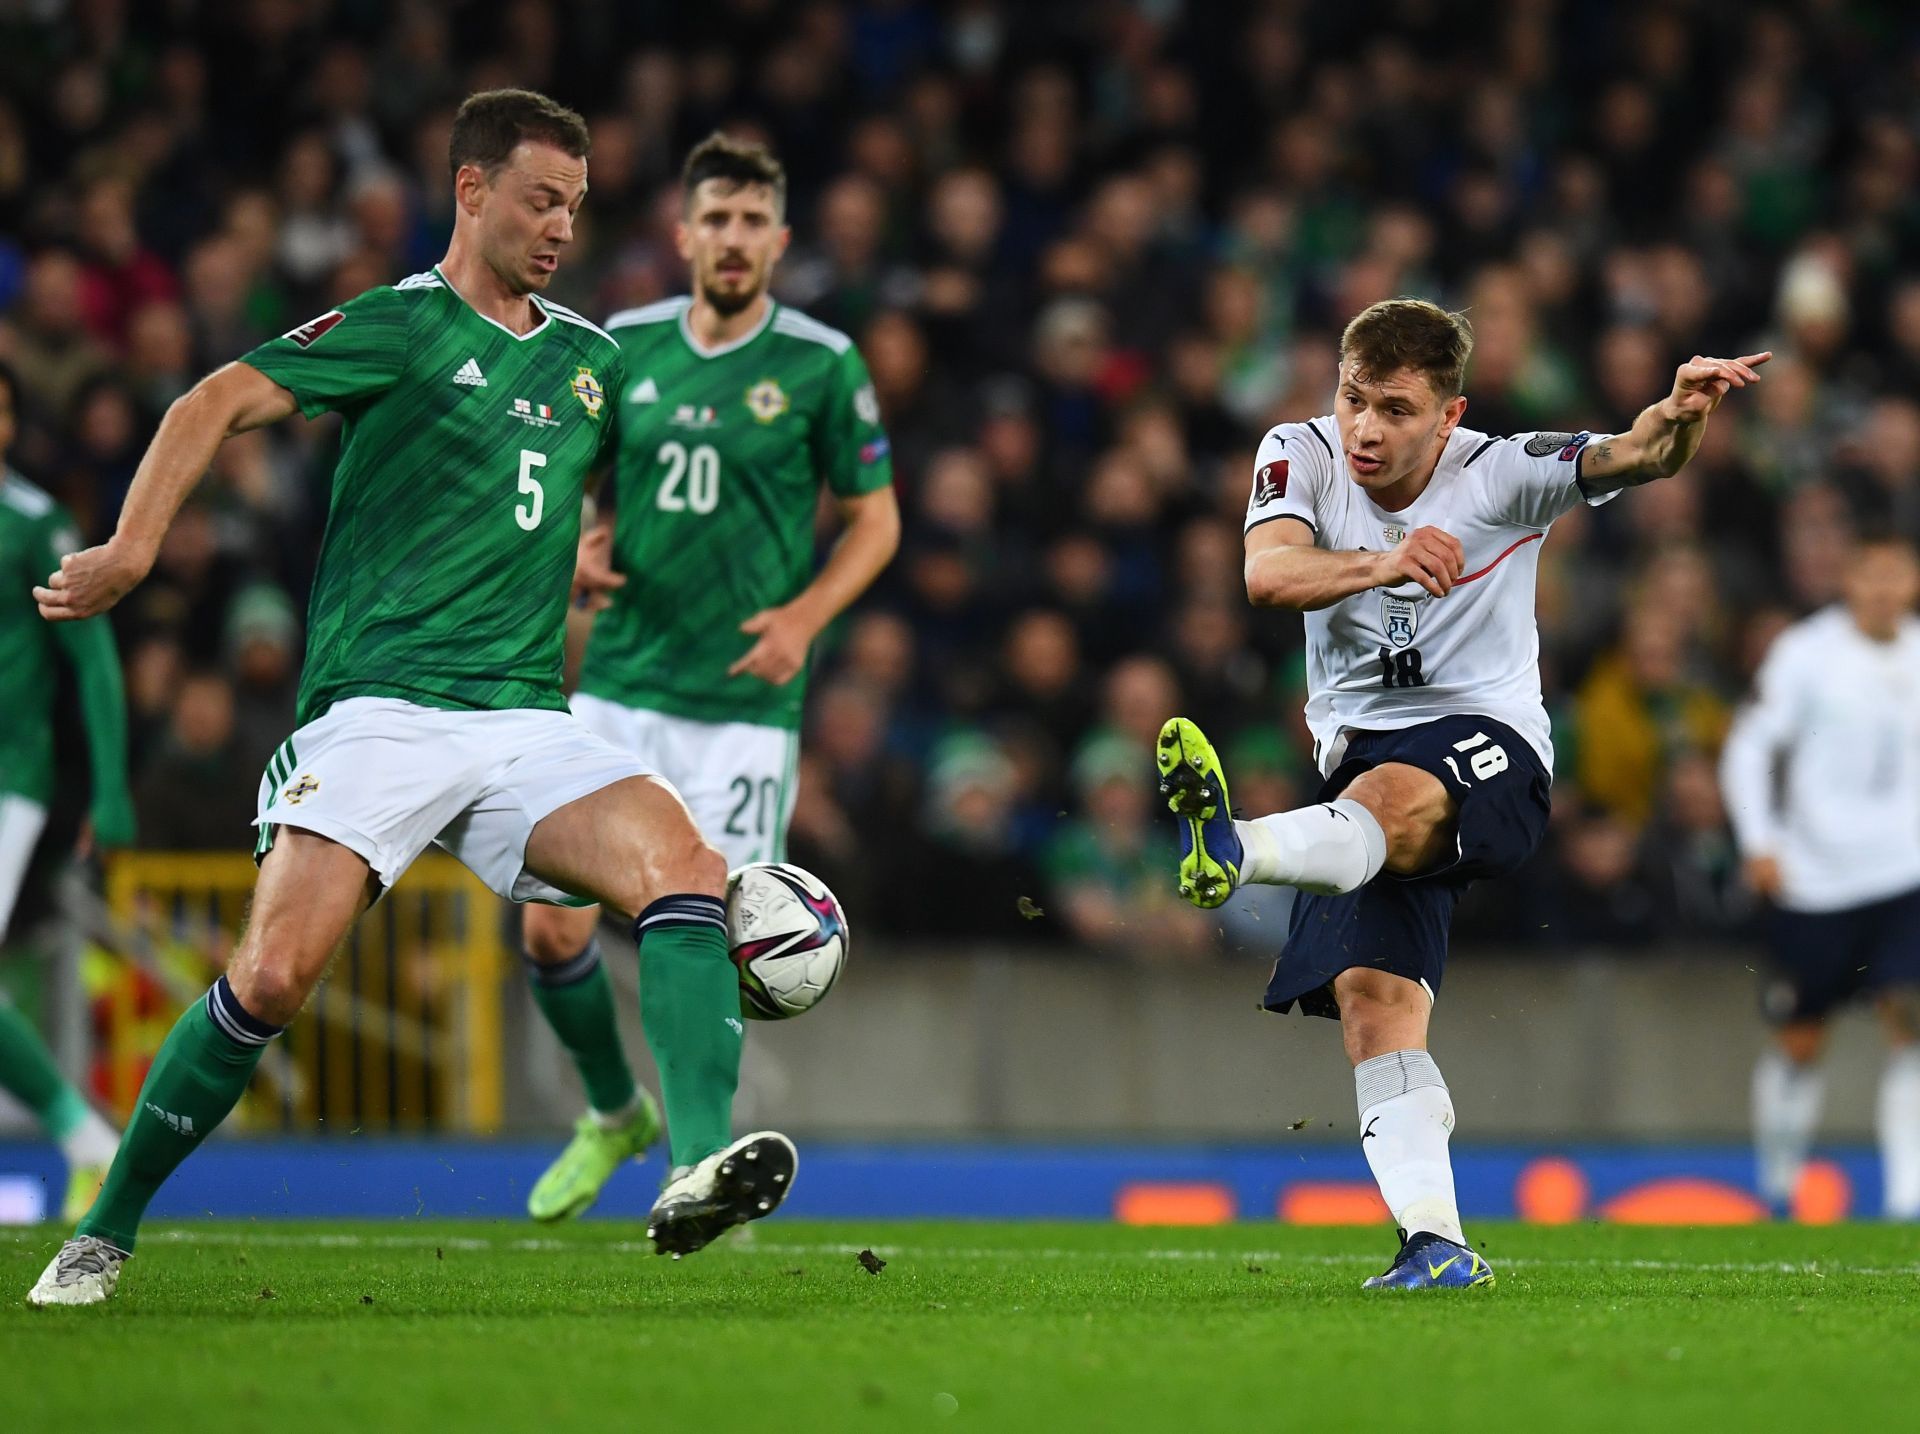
[1753,1048,1824,1207]
[590,1091,645,1131]
[58,1106,120,1168]
[1876,1046,1920,1218]
[1355,1049,1465,1246]
[1234,799,1387,894]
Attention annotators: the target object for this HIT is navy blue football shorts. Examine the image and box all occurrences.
[1262,714,1552,1020]
[1763,884,1920,1023]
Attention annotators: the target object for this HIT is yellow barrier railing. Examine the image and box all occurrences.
[101,852,507,1134]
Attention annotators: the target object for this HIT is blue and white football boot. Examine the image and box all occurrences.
[1156,717,1243,909]
[1362,1229,1496,1291]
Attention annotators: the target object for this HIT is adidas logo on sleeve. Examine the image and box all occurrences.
[453,357,488,387]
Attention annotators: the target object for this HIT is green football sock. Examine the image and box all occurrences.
[77,978,276,1251]
[0,998,87,1139]
[635,895,741,1168]
[525,940,638,1117]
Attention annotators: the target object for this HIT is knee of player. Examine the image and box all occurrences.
[1775,1019,1828,1066]
[1343,767,1453,869]
[1877,991,1920,1046]
[523,909,592,964]
[226,957,312,1028]
[638,834,729,905]
[1334,970,1430,1044]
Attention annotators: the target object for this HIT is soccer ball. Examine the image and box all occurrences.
[725,862,848,1020]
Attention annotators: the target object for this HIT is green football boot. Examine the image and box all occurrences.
[527,1091,662,1223]
[59,1161,109,1224]
[1155,717,1243,909]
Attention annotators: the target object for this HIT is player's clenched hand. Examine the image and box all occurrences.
[1743,854,1784,903]
[34,539,152,622]
[1667,352,1771,424]
[571,524,625,613]
[730,603,815,686]
[1373,525,1464,599]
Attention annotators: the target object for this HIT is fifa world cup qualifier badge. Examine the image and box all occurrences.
[570,366,605,418]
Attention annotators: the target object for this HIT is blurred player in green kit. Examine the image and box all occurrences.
[0,359,134,1221]
[520,134,900,1222]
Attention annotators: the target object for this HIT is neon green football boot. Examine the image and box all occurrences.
[59,1161,109,1224]
[527,1091,662,1223]
[1155,717,1243,909]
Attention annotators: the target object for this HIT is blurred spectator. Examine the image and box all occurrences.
[884,735,1055,947]
[1046,735,1210,960]
[1574,601,1729,828]
[133,669,256,850]
[1531,805,1662,948]
[12,250,110,418]
[1643,750,1755,937]
[75,176,179,351]
[224,584,300,776]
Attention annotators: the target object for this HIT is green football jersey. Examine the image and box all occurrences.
[0,471,133,837]
[243,268,625,725]
[575,298,893,730]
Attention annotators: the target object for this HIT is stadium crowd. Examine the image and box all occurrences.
[2,0,1917,959]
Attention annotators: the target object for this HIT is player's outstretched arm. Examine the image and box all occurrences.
[35,362,297,622]
[1577,352,1771,498]
[730,485,901,686]
[1245,516,1464,610]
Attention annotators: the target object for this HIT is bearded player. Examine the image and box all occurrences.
[1158,298,1767,1288]
[519,133,898,1222]
[29,91,797,1308]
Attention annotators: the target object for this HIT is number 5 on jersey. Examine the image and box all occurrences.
[516,449,546,531]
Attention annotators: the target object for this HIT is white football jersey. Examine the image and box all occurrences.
[1244,418,1616,776]
[1719,607,1920,912]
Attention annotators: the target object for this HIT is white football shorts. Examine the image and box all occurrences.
[254,697,651,904]
[0,793,49,938]
[569,692,799,871]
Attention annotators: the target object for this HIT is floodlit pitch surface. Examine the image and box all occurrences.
[6,1221,1918,1429]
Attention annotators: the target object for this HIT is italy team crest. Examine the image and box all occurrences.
[570,366,605,417]
[745,378,789,423]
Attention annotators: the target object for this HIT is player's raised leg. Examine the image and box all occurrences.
[522,775,794,1254]
[28,833,375,1305]
[1157,716,1389,908]
[1876,991,1920,1219]
[520,900,659,1222]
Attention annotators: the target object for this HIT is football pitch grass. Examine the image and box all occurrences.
[5,1220,1919,1430]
